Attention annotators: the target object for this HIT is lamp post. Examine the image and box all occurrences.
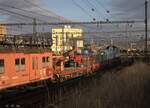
[145,0,148,60]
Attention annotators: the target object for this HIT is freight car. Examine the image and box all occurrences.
[52,48,101,81]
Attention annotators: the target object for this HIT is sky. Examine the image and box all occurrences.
[0,0,149,22]
[42,0,108,21]
[0,0,149,43]
[43,0,149,21]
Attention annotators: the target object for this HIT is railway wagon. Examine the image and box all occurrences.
[0,51,53,90]
[99,46,121,68]
[52,55,98,81]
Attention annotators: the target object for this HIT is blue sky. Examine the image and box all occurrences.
[42,0,111,21]
[41,0,148,21]
[0,0,148,22]
[0,0,111,22]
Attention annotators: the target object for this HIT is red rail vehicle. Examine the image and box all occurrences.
[0,51,53,90]
[0,36,122,90]
[0,36,54,90]
[0,36,101,90]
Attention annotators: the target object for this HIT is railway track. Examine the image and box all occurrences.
[0,71,103,108]
[0,59,134,108]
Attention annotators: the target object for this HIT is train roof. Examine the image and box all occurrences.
[0,35,52,54]
[0,47,51,54]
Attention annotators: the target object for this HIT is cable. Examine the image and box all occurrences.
[84,0,106,20]
[71,0,94,20]
[0,11,30,22]
[94,0,108,12]
[93,0,116,20]
[81,0,97,20]
[0,5,50,23]
[0,7,34,20]
[0,4,54,23]
[0,8,32,20]
[0,8,45,34]
[23,0,66,21]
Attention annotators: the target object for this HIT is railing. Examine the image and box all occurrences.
[0,34,52,48]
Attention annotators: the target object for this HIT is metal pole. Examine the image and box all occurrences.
[33,18,37,37]
[62,26,64,54]
[145,0,148,60]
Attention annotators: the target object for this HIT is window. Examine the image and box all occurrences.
[15,59,20,65]
[0,59,4,74]
[42,57,45,63]
[15,58,20,71]
[42,57,49,68]
[21,58,25,70]
[42,57,45,68]
[21,58,25,65]
[15,58,26,71]
[46,57,49,62]
[46,57,49,67]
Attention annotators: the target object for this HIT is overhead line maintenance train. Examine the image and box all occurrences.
[0,35,128,90]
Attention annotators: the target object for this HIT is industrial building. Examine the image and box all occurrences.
[51,25,83,54]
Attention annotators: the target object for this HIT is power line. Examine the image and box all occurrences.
[0,7,34,20]
[71,0,94,19]
[23,0,65,21]
[2,29,149,36]
[81,0,98,20]
[0,10,30,22]
[0,20,144,26]
[93,0,116,20]
[0,4,54,23]
[94,0,108,12]
[0,5,50,23]
[84,0,107,20]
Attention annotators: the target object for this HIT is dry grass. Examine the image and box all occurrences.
[58,62,150,108]
[96,62,150,108]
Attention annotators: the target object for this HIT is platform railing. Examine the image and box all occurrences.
[0,34,52,48]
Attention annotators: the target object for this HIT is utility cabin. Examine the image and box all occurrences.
[0,51,53,90]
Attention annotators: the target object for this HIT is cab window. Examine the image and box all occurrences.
[46,57,49,62]
[21,58,25,65]
[15,58,20,71]
[42,57,46,68]
[15,58,26,71]
[42,57,45,63]
[21,58,25,70]
[46,57,49,67]
[42,57,49,68]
